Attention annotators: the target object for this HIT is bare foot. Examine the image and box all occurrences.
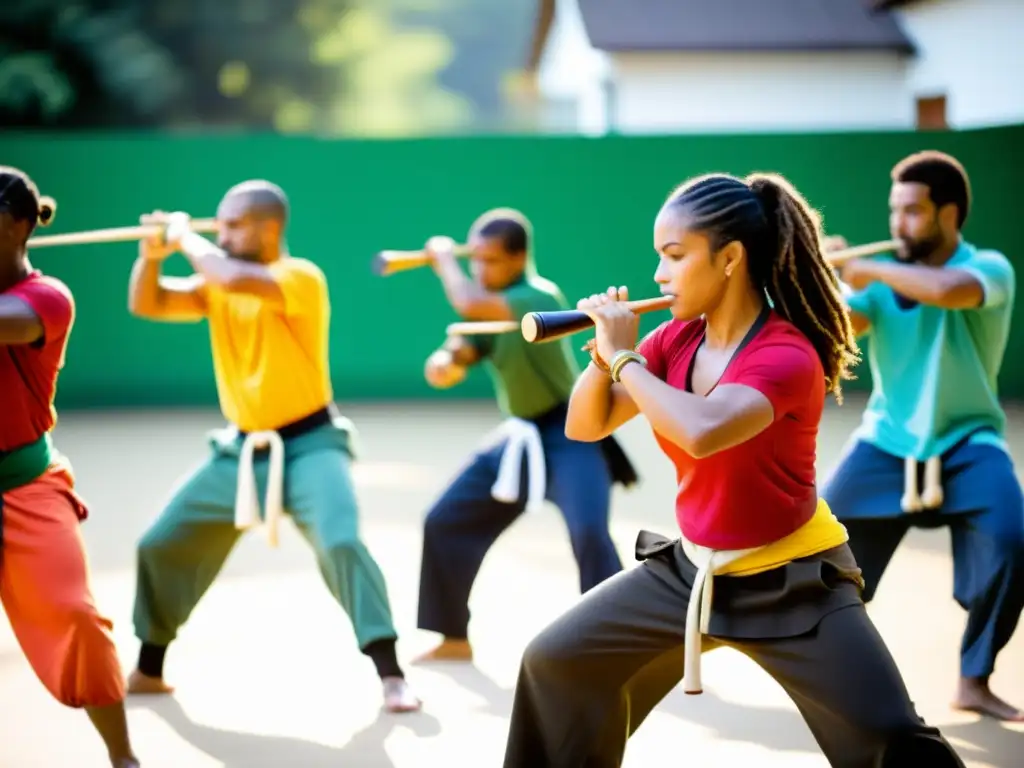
[411,638,473,664]
[953,677,1024,721]
[382,676,422,713]
[126,669,174,695]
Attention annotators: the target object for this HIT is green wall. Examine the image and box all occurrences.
[4,125,1022,409]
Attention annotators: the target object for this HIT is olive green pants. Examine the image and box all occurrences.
[132,423,398,649]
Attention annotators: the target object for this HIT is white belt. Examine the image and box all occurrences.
[679,536,766,695]
[482,418,546,511]
[901,456,943,512]
[235,430,286,547]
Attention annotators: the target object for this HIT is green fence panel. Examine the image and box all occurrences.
[4,125,1020,408]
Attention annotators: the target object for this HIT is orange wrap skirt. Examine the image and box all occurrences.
[0,465,125,707]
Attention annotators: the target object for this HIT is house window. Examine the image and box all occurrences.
[916,95,948,130]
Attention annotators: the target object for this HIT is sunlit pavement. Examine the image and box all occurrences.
[1,401,1020,767]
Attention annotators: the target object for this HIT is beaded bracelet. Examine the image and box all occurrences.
[581,339,611,373]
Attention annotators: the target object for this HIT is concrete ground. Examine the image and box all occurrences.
[0,397,1021,767]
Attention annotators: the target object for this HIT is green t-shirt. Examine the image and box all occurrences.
[466,276,581,420]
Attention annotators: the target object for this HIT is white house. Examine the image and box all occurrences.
[535,0,1024,134]
[879,0,1024,129]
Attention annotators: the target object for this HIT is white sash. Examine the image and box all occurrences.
[482,418,546,511]
[679,536,767,695]
[900,456,943,512]
[235,430,286,547]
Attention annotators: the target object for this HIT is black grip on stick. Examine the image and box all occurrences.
[520,309,595,344]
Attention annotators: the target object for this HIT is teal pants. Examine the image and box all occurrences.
[132,422,398,650]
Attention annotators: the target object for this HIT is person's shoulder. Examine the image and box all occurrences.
[963,243,1014,274]
[270,256,327,295]
[515,276,568,309]
[758,313,817,348]
[502,276,567,319]
[18,272,72,297]
[747,314,822,371]
[276,256,325,278]
[9,272,75,313]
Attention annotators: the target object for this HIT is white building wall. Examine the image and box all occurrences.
[894,0,1024,128]
[536,0,1023,134]
[608,51,913,133]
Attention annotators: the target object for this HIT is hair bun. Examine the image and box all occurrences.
[37,196,57,227]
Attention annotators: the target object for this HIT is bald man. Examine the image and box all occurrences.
[124,181,421,713]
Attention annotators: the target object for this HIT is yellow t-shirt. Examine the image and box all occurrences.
[204,257,332,433]
[718,498,850,577]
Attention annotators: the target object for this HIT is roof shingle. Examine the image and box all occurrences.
[579,0,915,54]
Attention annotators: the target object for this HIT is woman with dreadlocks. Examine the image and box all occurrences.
[0,167,140,767]
[501,173,965,767]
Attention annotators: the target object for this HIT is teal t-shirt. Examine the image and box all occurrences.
[846,241,1015,459]
[466,276,580,420]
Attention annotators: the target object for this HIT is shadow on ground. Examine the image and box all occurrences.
[421,660,1022,765]
[127,696,443,768]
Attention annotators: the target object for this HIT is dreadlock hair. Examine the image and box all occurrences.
[665,172,860,403]
[891,150,971,229]
[0,166,57,236]
[471,207,530,255]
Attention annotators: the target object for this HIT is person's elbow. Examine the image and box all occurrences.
[564,420,605,443]
[684,428,721,459]
[677,403,773,459]
[933,276,987,310]
[564,405,607,443]
[127,290,164,320]
[127,292,150,318]
[451,292,513,322]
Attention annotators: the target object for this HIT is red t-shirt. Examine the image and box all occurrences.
[637,312,824,549]
[0,272,75,451]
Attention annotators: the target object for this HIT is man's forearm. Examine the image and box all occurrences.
[0,297,43,346]
[434,255,489,311]
[863,260,981,309]
[128,257,165,315]
[565,364,618,441]
[177,232,237,286]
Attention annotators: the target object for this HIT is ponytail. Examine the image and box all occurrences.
[747,173,860,402]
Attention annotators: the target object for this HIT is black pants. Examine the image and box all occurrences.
[417,409,623,638]
[503,532,965,768]
[823,439,1024,679]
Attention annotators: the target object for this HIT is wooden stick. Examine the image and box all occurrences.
[372,244,473,277]
[517,238,899,345]
[26,218,220,249]
[522,295,674,344]
[446,320,520,336]
[825,238,901,266]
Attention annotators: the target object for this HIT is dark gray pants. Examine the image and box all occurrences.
[503,532,965,768]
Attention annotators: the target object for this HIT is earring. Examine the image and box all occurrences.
[725,266,733,278]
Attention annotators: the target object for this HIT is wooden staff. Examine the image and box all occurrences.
[520,238,901,344]
[825,238,901,266]
[522,296,674,344]
[26,217,219,249]
[372,243,473,277]
[446,320,520,336]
